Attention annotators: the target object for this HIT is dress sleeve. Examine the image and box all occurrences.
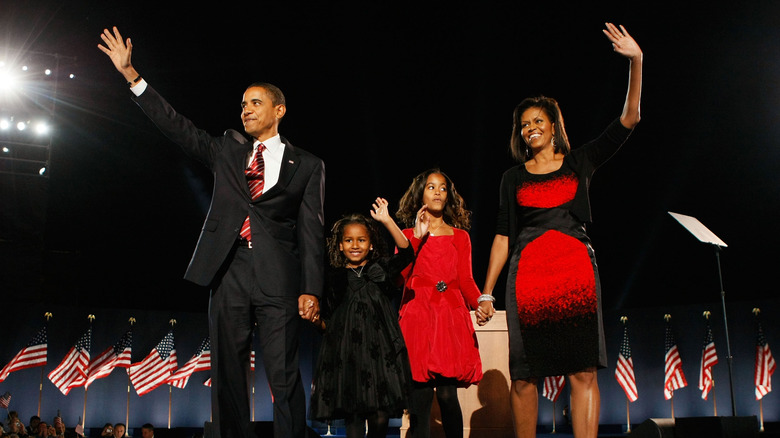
[398,228,420,285]
[454,229,482,309]
[579,118,634,170]
[387,243,415,279]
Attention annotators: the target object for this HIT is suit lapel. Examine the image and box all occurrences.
[238,141,254,199]
[258,140,300,199]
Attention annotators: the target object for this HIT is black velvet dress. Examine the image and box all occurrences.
[309,245,414,420]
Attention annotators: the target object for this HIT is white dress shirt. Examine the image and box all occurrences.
[250,135,284,193]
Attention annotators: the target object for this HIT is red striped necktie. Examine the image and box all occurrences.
[239,143,265,241]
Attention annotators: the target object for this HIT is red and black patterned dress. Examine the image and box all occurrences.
[496,119,633,379]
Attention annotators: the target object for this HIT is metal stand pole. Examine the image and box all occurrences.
[714,246,737,416]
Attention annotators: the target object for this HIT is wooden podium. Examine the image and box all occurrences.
[400,310,514,438]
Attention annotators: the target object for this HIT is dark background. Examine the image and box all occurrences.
[2,1,779,313]
[0,0,778,431]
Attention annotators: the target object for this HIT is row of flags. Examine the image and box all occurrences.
[0,326,215,400]
[3,315,775,405]
[541,314,776,403]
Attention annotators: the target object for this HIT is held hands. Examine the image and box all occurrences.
[602,23,642,62]
[97,26,139,83]
[298,294,320,324]
[475,301,495,326]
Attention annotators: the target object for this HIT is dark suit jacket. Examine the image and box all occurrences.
[132,86,325,298]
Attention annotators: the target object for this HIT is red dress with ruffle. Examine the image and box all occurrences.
[398,228,483,387]
[496,119,633,379]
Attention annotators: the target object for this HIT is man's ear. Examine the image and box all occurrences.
[275,104,287,119]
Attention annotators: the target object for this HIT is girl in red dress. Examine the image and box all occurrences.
[396,169,495,438]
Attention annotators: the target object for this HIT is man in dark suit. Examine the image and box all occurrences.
[98,26,324,438]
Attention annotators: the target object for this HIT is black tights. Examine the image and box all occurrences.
[345,410,390,438]
[408,382,463,438]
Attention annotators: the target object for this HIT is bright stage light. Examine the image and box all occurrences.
[39,167,46,176]
[0,119,9,130]
[0,70,17,92]
[44,69,52,76]
[34,122,49,135]
[2,147,9,153]
[16,121,26,131]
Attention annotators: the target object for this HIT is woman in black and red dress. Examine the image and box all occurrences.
[481,23,643,438]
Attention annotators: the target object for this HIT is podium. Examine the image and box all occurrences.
[400,310,514,438]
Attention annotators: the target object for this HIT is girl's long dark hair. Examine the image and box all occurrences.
[396,168,472,231]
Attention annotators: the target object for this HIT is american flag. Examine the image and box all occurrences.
[0,392,10,409]
[129,330,177,396]
[698,320,718,400]
[542,375,565,402]
[168,337,210,389]
[755,319,776,400]
[664,318,687,400]
[0,327,48,382]
[48,327,92,395]
[203,349,253,387]
[86,329,133,388]
[615,324,638,402]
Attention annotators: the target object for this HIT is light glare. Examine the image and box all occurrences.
[34,122,49,135]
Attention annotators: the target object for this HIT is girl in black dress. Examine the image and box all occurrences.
[310,198,414,438]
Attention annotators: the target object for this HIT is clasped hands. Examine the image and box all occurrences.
[298,294,320,324]
[475,301,495,326]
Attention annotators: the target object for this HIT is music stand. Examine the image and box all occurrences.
[668,211,735,416]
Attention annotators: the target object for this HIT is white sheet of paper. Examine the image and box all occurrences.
[668,211,728,248]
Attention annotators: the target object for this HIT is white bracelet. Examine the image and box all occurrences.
[477,294,495,303]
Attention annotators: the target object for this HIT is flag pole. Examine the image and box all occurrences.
[127,317,135,429]
[754,309,765,432]
[38,367,44,417]
[39,312,53,417]
[83,315,95,428]
[619,316,632,433]
[712,379,717,416]
[664,314,675,420]
[551,400,556,434]
[626,397,631,433]
[83,389,88,428]
[168,385,173,429]
[168,319,176,430]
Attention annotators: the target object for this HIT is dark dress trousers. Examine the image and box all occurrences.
[132,85,325,438]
